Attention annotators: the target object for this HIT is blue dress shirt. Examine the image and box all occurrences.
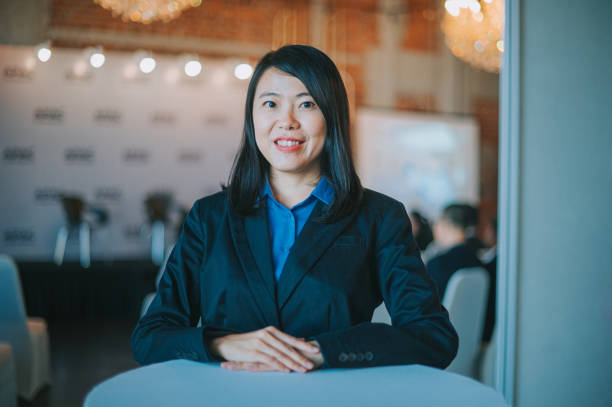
[263,177,334,281]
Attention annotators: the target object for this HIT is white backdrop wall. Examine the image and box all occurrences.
[0,46,246,261]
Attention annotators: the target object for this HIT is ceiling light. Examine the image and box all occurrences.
[234,63,253,80]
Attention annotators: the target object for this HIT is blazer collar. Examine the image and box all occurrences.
[228,203,280,327]
[229,197,357,320]
[276,200,357,310]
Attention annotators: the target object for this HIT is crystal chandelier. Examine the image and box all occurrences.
[441,0,504,73]
[94,0,202,24]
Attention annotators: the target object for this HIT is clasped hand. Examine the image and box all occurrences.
[210,326,323,373]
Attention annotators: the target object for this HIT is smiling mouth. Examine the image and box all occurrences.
[274,139,304,147]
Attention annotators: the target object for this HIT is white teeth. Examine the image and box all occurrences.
[276,140,300,147]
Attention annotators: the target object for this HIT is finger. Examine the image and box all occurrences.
[221,361,238,370]
[244,362,281,372]
[266,327,320,354]
[252,350,292,373]
[259,333,313,371]
[235,360,288,373]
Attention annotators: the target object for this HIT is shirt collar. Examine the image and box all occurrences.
[262,176,334,206]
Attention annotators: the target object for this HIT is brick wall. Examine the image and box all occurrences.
[473,97,500,235]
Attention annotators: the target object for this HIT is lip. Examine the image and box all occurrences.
[274,137,304,152]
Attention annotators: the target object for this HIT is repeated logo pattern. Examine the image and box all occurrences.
[0,46,245,260]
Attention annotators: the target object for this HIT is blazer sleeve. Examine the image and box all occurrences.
[130,200,236,365]
[312,200,458,369]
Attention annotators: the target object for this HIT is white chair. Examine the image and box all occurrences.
[0,255,51,400]
[0,342,17,407]
[442,267,489,378]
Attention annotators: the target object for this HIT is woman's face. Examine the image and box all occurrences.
[253,67,326,180]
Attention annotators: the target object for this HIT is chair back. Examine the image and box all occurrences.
[442,267,489,378]
[0,255,31,373]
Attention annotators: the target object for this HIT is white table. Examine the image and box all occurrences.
[84,360,507,407]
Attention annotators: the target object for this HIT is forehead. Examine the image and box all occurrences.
[255,67,309,95]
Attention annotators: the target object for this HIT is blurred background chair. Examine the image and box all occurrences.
[144,192,173,266]
[0,255,51,401]
[371,267,489,379]
[54,195,108,268]
[54,195,89,267]
[442,267,489,378]
[0,342,17,407]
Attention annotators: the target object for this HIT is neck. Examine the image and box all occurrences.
[440,231,466,250]
[269,169,321,208]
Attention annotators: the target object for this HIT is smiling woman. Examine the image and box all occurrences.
[131,45,458,374]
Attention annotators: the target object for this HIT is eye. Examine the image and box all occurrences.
[300,101,316,109]
[263,100,276,108]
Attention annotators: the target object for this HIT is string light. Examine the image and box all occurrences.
[36,42,52,62]
[88,47,106,68]
[184,58,202,77]
[234,63,253,80]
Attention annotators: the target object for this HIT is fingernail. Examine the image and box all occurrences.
[306,362,314,369]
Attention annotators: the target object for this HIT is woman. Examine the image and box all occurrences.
[131,45,457,373]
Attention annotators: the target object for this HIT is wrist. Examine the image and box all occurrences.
[210,336,228,359]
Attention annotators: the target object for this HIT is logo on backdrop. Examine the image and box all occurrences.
[93,109,122,125]
[178,150,203,163]
[94,187,123,202]
[34,188,63,204]
[151,111,177,126]
[3,147,34,163]
[64,148,95,164]
[123,149,150,163]
[3,228,35,245]
[123,225,142,240]
[203,114,229,126]
[3,65,34,81]
[34,107,64,124]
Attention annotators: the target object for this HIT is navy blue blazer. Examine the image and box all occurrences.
[131,189,458,369]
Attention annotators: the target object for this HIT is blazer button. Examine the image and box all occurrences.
[338,352,348,362]
[348,352,356,362]
[365,352,373,361]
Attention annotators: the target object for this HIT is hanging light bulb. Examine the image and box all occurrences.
[36,42,52,62]
[89,47,106,68]
[234,63,253,80]
[184,57,202,77]
[135,51,156,74]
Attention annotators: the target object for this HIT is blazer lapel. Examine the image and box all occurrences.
[276,201,357,310]
[228,205,280,327]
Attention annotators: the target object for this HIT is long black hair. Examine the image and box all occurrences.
[227,44,362,221]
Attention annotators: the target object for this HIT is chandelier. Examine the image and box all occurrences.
[94,0,202,24]
[441,0,504,73]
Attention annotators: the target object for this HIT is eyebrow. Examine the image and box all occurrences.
[257,91,312,99]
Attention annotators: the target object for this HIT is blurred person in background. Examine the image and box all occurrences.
[479,217,497,343]
[408,210,434,252]
[462,204,485,254]
[426,203,483,298]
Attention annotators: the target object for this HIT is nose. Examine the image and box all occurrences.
[277,107,299,130]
